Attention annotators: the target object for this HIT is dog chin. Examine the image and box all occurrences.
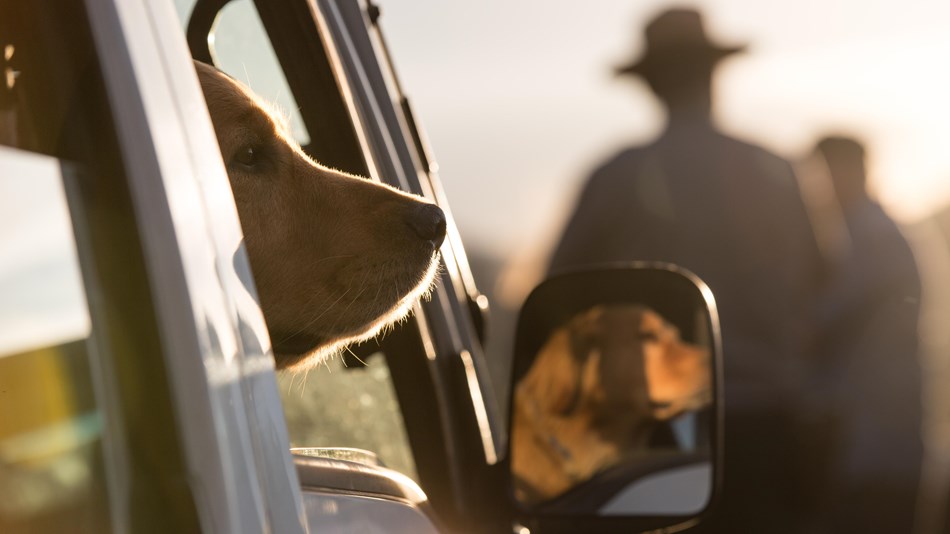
[279,253,442,372]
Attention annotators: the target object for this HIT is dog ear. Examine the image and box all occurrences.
[520,329,586,415]
[518,307,615,416]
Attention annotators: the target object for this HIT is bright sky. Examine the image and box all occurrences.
[378,0,950,258]
[0,149,90,357]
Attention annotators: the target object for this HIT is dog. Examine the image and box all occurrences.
[194,61,445,370]
[510,304,711,504]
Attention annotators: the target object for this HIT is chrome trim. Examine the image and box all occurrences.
[294,454,427,505]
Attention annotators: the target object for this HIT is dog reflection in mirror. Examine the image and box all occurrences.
[511,304,711,504]
[195,61,445,370]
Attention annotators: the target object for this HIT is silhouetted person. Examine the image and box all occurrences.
[811,136,923,533]
[549,8,823,532]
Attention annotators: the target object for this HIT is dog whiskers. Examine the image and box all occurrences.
[286,371,296,394]
[300,366,311,397]
[304,254,355,270]
[338,270,371,320]
[393,278,402,313]
[372,281,382,312]
[277,286,352,344]
[419,260,443,302]
[325,268,372,335]
[344,345,367,366]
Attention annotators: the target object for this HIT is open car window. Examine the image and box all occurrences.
[174,0,420,482]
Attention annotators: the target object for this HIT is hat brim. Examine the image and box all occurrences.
[615,43,747,77]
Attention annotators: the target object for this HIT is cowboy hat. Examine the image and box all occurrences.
[615,8,747,77]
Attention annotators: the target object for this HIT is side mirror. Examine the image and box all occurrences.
[506,263,722,533]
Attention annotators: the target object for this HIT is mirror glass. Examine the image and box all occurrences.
[508,264,719,518]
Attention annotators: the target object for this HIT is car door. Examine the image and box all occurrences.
[0,0,310,532]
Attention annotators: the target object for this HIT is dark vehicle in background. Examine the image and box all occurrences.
[0,0,722,532]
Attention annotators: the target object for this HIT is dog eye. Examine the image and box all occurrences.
[234,145,259,168]
[637,330,659,343]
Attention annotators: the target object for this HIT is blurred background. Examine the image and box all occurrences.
[377,0,950,428]
[378,0,950,260]
[375,1,950,532]
[3,0,949,531]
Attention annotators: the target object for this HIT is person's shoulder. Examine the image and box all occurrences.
[600,146,651,169]
[599,143,667,174]
[586,146,651,184]
[717,133,789,165]
[717,133,797,186]
[851,202,905,239]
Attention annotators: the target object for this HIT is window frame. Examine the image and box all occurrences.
[314,1,507,525]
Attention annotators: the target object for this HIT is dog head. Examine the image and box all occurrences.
[511,304,711,502]
[195,61,445,370]
[525,304,711,422]
[580,305,712,420]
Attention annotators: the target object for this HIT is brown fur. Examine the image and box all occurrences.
[511,305,711,503]
[194,61,444,370]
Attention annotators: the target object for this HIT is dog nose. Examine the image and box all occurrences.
[407,203,447,248]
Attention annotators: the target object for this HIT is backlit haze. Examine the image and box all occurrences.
[378,0,950,261]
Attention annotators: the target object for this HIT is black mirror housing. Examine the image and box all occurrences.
[506,263,723,533]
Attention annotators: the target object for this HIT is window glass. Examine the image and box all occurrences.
[0,150,108,534]
[0,157,90,355]
[279,354,418,480]
[175,0,310,145]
